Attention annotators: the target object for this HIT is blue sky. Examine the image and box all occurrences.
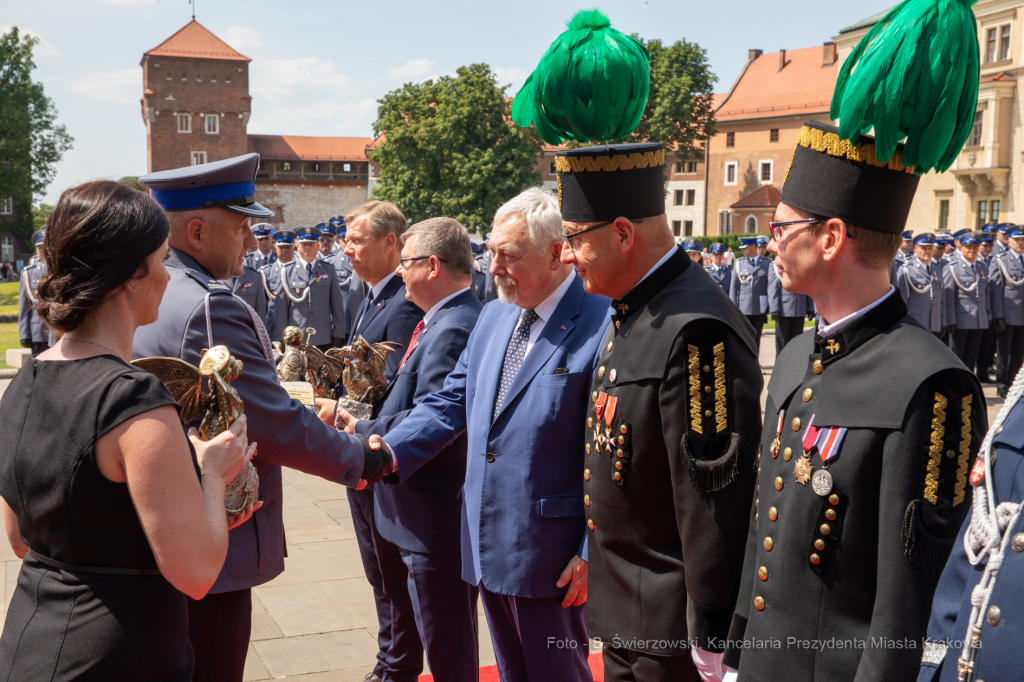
[4,0,885,204]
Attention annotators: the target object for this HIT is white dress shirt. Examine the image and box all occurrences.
[354,271,399,332]
[422,287,471,327]
[521,270,576,358]
[817,285,896,337]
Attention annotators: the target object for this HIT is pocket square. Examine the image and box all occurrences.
[552,367,570,374]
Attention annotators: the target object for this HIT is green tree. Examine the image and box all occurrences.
[118,176,145,192]
[0,28,73,238]
[371,64,543,233]
[31,203,51,231]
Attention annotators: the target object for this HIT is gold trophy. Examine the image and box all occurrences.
[133,346,259,524]
[334,335,402,421]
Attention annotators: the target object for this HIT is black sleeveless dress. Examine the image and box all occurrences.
[0,355,197,681]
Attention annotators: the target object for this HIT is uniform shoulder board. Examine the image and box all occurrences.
[242,265,258,275]
[184,268,233,294]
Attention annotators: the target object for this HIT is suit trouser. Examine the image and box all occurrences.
[348,487,420,680]
[379,545,480,682]
[977,327,997,376]
[745,314,767,351]
[953,329,985,372]
[478,584,591,682]
[187,588,252,682]
[996,325,1024,387]
[774,316,804,356]
[602,646,698,682]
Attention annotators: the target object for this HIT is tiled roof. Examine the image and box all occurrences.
[247,135,374,161]
[144,21,250,61]
[731,185,782,209]
[981,72,1017,83]
[715,46,837,122]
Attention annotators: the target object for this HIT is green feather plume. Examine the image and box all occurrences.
[511,9,651,145]
[831,0,980,174]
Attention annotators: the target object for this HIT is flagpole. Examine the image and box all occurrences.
[191,0,195,21]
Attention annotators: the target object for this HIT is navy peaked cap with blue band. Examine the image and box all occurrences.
[139,153,274,218]
[275,230,296,244]
[709,242,726,254]
[740,236,758,247]
[682,238,702,253]
[32,230,45,245]
[901,230,913,240]
[295,226,321,242]
[997,223,1013,233]
[913,233,935,246]
[315,222,336,237]
[981,233,995,243]
[935,233,953,243]
[960,232,980,245]
[981,223,997,233]
[1007,226,1024,239]
[755,235,769,245]
[952,228,971,241]
[251,223,275,237]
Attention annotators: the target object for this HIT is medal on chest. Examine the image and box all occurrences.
[593,392,618,452]
[769,410,784,458]
[793,414,848,496]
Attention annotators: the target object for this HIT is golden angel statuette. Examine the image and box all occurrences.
[132,346,259,524]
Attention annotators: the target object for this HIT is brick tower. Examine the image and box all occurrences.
[140,21,252,172]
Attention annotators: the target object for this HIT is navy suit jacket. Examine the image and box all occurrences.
[349,273,423,385]
[355,289,482,554]
[381,274,611,599]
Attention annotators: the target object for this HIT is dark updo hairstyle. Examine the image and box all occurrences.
[37,180,169,332]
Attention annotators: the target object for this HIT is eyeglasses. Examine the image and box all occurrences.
[562,218,644,250]
[768,218,820,242]
[399,255,448,266]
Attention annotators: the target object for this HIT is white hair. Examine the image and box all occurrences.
[492,187,562,252]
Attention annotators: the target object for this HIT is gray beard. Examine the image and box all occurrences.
[495,276,518,305]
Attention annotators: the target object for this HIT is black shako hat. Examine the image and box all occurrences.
[555,142,665,222]
[780,120,920,234]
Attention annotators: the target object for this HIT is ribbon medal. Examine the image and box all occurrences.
[770,410,784,458]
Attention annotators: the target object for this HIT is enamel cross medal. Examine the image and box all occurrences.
[770,409,784,458]
[794,415,818,485]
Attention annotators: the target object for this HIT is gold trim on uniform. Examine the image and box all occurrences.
[954,395,972,506]
[794,126,915,174]
[688,344,703,435]
[713,342,727,433]
[925,393,947,504]
[554,149,665,174]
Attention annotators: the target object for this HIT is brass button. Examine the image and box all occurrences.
[620,424,628,434]
[758,566,768,581]
[820,524,831,536]
[764,537,773,551]
[1013,533,1024,553]
[705,385,712,393]
[584,469,591,480]
[485,453,496,463]
[615,320,620,329]
[618,435,625,445]
[768,507,778,521]
[616,449,624,458]
[754,596,765,611]
[783,447,793,462]
[705,410,713,417]
[613,471,622,481]
[586,444,592,454]
[802,388,813,402]
[588,519,595,530]
[598,366,606,378]
[755,512,758,522]
[987,605,1001,626]
[775,477,784,491]
[813,359,823,374]
[829,493,839,505]
[703,365,711,372]
[810,553,820,565]
[814,539,825,550]
[825,509,837,521]
[606,342,613,352]
[755,498,758,508]
[592,391,598,402]
[588,417,594,428]
[792,417,801,431]
[615,461,623,471]
[584,495,590,506]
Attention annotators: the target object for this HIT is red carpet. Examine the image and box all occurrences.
[419,652,604,681]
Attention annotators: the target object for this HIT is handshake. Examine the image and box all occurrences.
[314,398,391,489]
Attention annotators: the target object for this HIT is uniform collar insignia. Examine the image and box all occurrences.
[610,248,689,320]
[816,290,908,367]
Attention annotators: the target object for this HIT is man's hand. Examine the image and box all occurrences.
[995,317,1007,333]
[358,434,394,488]
[19,339,30,348]
[227,500,264,531]
[555,555,588,607]
[314,398,337,426]
[945,324,957,337]
[340,409,358,434]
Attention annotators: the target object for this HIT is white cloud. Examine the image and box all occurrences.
[68,69,139,104]
[222,26,263,52]
[251,57,350,102]
[388,58,436,82]
[1,25,58,56]
[249,98,378,137]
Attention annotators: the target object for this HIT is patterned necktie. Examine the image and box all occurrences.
[493,308,539,419]
[306,262,313,278]
[398,320,426,372]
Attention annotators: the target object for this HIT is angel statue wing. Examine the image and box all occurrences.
[366,341,403,380]
[131,356,211,425]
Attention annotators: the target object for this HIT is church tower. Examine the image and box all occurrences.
[140,21,252,172]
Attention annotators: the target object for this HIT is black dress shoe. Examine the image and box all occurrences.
[977,372,993,384]
[997,385,1008,398]
[363,673,382,682]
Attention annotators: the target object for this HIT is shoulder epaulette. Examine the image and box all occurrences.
[184,268,233,294]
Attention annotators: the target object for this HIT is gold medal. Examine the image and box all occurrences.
[793,451,813,485]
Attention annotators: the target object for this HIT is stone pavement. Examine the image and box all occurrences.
[0,331,1007,680]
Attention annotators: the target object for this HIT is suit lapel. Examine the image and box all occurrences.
[492,276,585,424]
[357,274,404,337]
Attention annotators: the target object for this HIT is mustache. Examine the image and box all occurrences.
[495,275,517,289]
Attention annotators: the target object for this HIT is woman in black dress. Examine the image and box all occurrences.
[0,181,260,681]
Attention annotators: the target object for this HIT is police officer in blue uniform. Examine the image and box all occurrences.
[896,233,945,335]
[976,233,998,384]
[682,237,704,265]
[229,264,267,325]
[939,232,956,264]
[890,230,914,285]
[244,223,277,270]
[329,215,348,257]
[18,230,52,356]
[315,222,336,260]
[260,230,295,318]
[945,231,990,371]
[989,225,1024,398]
[134,153,385,682]
[266,226,349,350]
[768,259,814,355]
[729,235,771,347]
[704,242,731,294]
[993,222,1011,255]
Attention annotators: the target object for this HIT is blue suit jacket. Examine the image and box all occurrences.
[382,274,611,599]
[356,289,482,554]
[349,273,423,385]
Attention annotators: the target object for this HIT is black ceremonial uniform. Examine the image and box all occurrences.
[586,248,763,670]
[724,291,985,682]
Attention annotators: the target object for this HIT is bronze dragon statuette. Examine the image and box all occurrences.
[334,335,402,421]
[275,326,348,400]
[132,346,259,524]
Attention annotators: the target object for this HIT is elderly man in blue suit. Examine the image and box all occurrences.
[355,187,609,682]
[321,217,483,682]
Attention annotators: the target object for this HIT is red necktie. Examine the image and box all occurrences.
[398,320,426,372]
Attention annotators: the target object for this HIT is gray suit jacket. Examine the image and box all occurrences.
[989,250,1024,326]
[896,257,944,332]
[133,248,367,593]
[729,256,770,315]
[18,262,51,345]
[767,263,814,318]
[264,258,348,346]
[944,254,989,329]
